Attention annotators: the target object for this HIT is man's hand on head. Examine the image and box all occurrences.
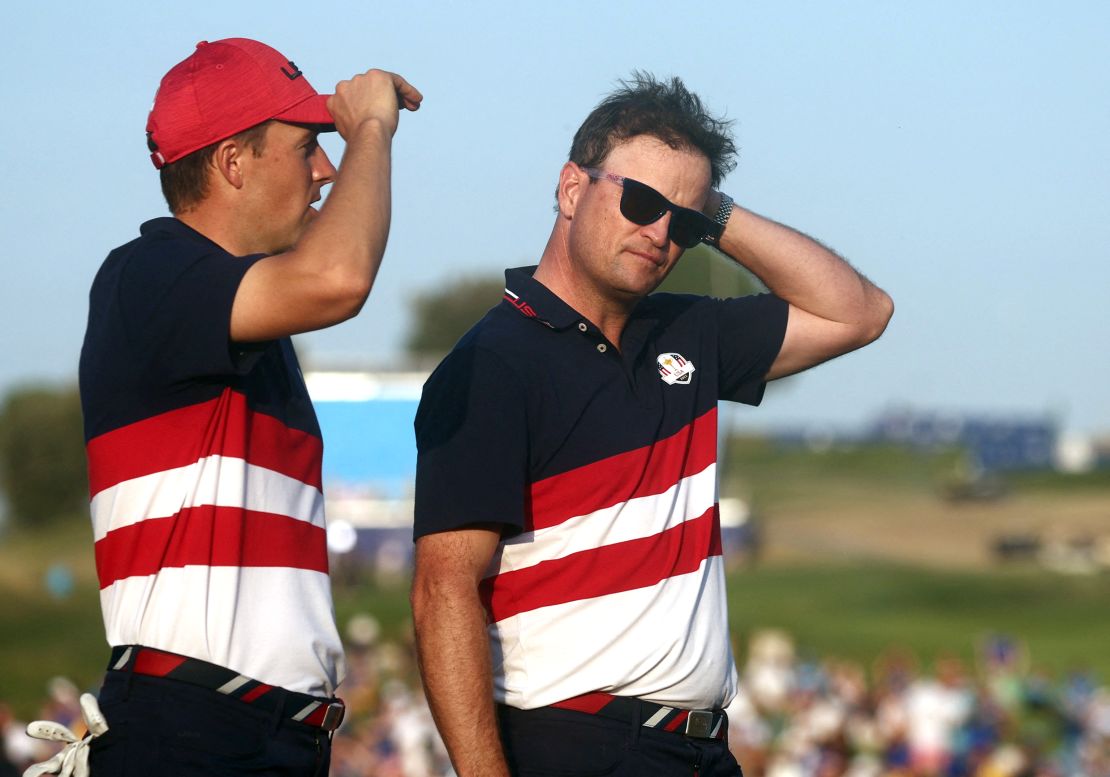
[327,70,422,139]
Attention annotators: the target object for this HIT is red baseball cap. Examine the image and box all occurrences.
[146,38,335,169]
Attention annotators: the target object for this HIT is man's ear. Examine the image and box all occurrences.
[212,138,246,189]
[556,162,586,219]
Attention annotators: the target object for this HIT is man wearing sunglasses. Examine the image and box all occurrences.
[412,74,893,777]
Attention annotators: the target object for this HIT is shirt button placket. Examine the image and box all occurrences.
[577,321,609,354]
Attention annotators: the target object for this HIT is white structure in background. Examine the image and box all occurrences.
[1055,434,1096,473]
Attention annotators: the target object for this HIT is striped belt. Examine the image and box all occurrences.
[108,645,345,732]
[551,692,727,740]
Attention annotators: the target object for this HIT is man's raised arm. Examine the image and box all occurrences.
[230,70,422,342]
[707,193,894,380]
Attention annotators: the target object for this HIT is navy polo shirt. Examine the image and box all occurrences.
[80,217,320,443]
[413,265,788,538]
[78,216,344,696]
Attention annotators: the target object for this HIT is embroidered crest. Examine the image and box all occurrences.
[657,353,696,385]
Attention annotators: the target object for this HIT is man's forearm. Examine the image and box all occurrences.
[291,68,418,301]
[229,120,396,342]
[228,70,421,342]
[412,576,511,777]
[719,204,891,335]
[296,119,393,298]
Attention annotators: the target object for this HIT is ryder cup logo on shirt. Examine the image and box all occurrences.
[657,353,696,385]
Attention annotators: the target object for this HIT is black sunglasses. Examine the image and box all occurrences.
[581,167,721,248]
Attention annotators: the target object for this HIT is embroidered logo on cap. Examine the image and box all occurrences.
[657,353,696,385]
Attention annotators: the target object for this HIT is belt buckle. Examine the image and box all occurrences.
[684,709,715,739]
[321,702,345,732]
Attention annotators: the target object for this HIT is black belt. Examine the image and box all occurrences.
[108,645,345,732]
[550,691,726,740]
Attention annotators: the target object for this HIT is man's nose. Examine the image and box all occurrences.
[641,212,671,247]
[312,147,338,185]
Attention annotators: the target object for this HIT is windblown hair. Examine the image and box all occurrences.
[569,72,737,188]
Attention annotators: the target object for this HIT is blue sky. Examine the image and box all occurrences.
[3,2,1108,435]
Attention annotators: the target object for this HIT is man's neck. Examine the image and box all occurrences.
[533,227,636,349]
[175,205,254,257]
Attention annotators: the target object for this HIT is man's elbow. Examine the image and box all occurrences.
[321,272,373,324]
[857,289,894,347]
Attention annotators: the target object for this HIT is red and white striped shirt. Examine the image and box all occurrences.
[81,219,344,697]
[415,266,788,710]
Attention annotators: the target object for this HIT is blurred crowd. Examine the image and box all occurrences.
[725,630,1109,777]
[3,622,1108,777]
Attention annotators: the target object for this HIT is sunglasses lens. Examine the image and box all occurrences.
[619,179,667,225]
[669,211,706,248]
[612,174,710,248]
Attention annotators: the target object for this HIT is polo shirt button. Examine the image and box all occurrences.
[578,322,588,332]
[596,343,607,353]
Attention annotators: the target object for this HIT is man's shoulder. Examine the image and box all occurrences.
[640,290,783,321]
[421,302,542,398]
[452,300,536,357]
[640,291,712,314]
[94,218,262,307]
[632,291,720,332]
[98,219,206,278]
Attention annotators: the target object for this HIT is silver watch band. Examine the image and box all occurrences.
[706,192,734,246]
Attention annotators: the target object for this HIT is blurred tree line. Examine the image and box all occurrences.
[0,385,87,527]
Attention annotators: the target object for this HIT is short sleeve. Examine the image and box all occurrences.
[717,293,789,405]
[118,242,264,381]
[413,346,530,540]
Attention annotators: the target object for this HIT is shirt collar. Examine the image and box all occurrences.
[501,266,584,330]
[139,217,262,259]
[141,217,217,246]
[500,265,662,361]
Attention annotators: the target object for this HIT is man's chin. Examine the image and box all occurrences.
[620,265,671,298]
[611,278,661,303]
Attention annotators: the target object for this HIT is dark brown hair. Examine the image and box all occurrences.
[569,72,737,188]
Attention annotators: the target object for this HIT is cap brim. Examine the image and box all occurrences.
[275,93,335,129]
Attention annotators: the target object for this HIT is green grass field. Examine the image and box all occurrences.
[725,562,1110,677]
[1,446,1107,719]
[5,547,1106,720]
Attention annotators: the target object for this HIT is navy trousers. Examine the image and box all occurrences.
[498,704,742,777]
[88,671,331,776]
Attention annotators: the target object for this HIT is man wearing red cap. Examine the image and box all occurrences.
[75,38,421,775]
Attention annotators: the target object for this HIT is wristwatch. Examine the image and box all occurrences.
[704,192,734,247]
